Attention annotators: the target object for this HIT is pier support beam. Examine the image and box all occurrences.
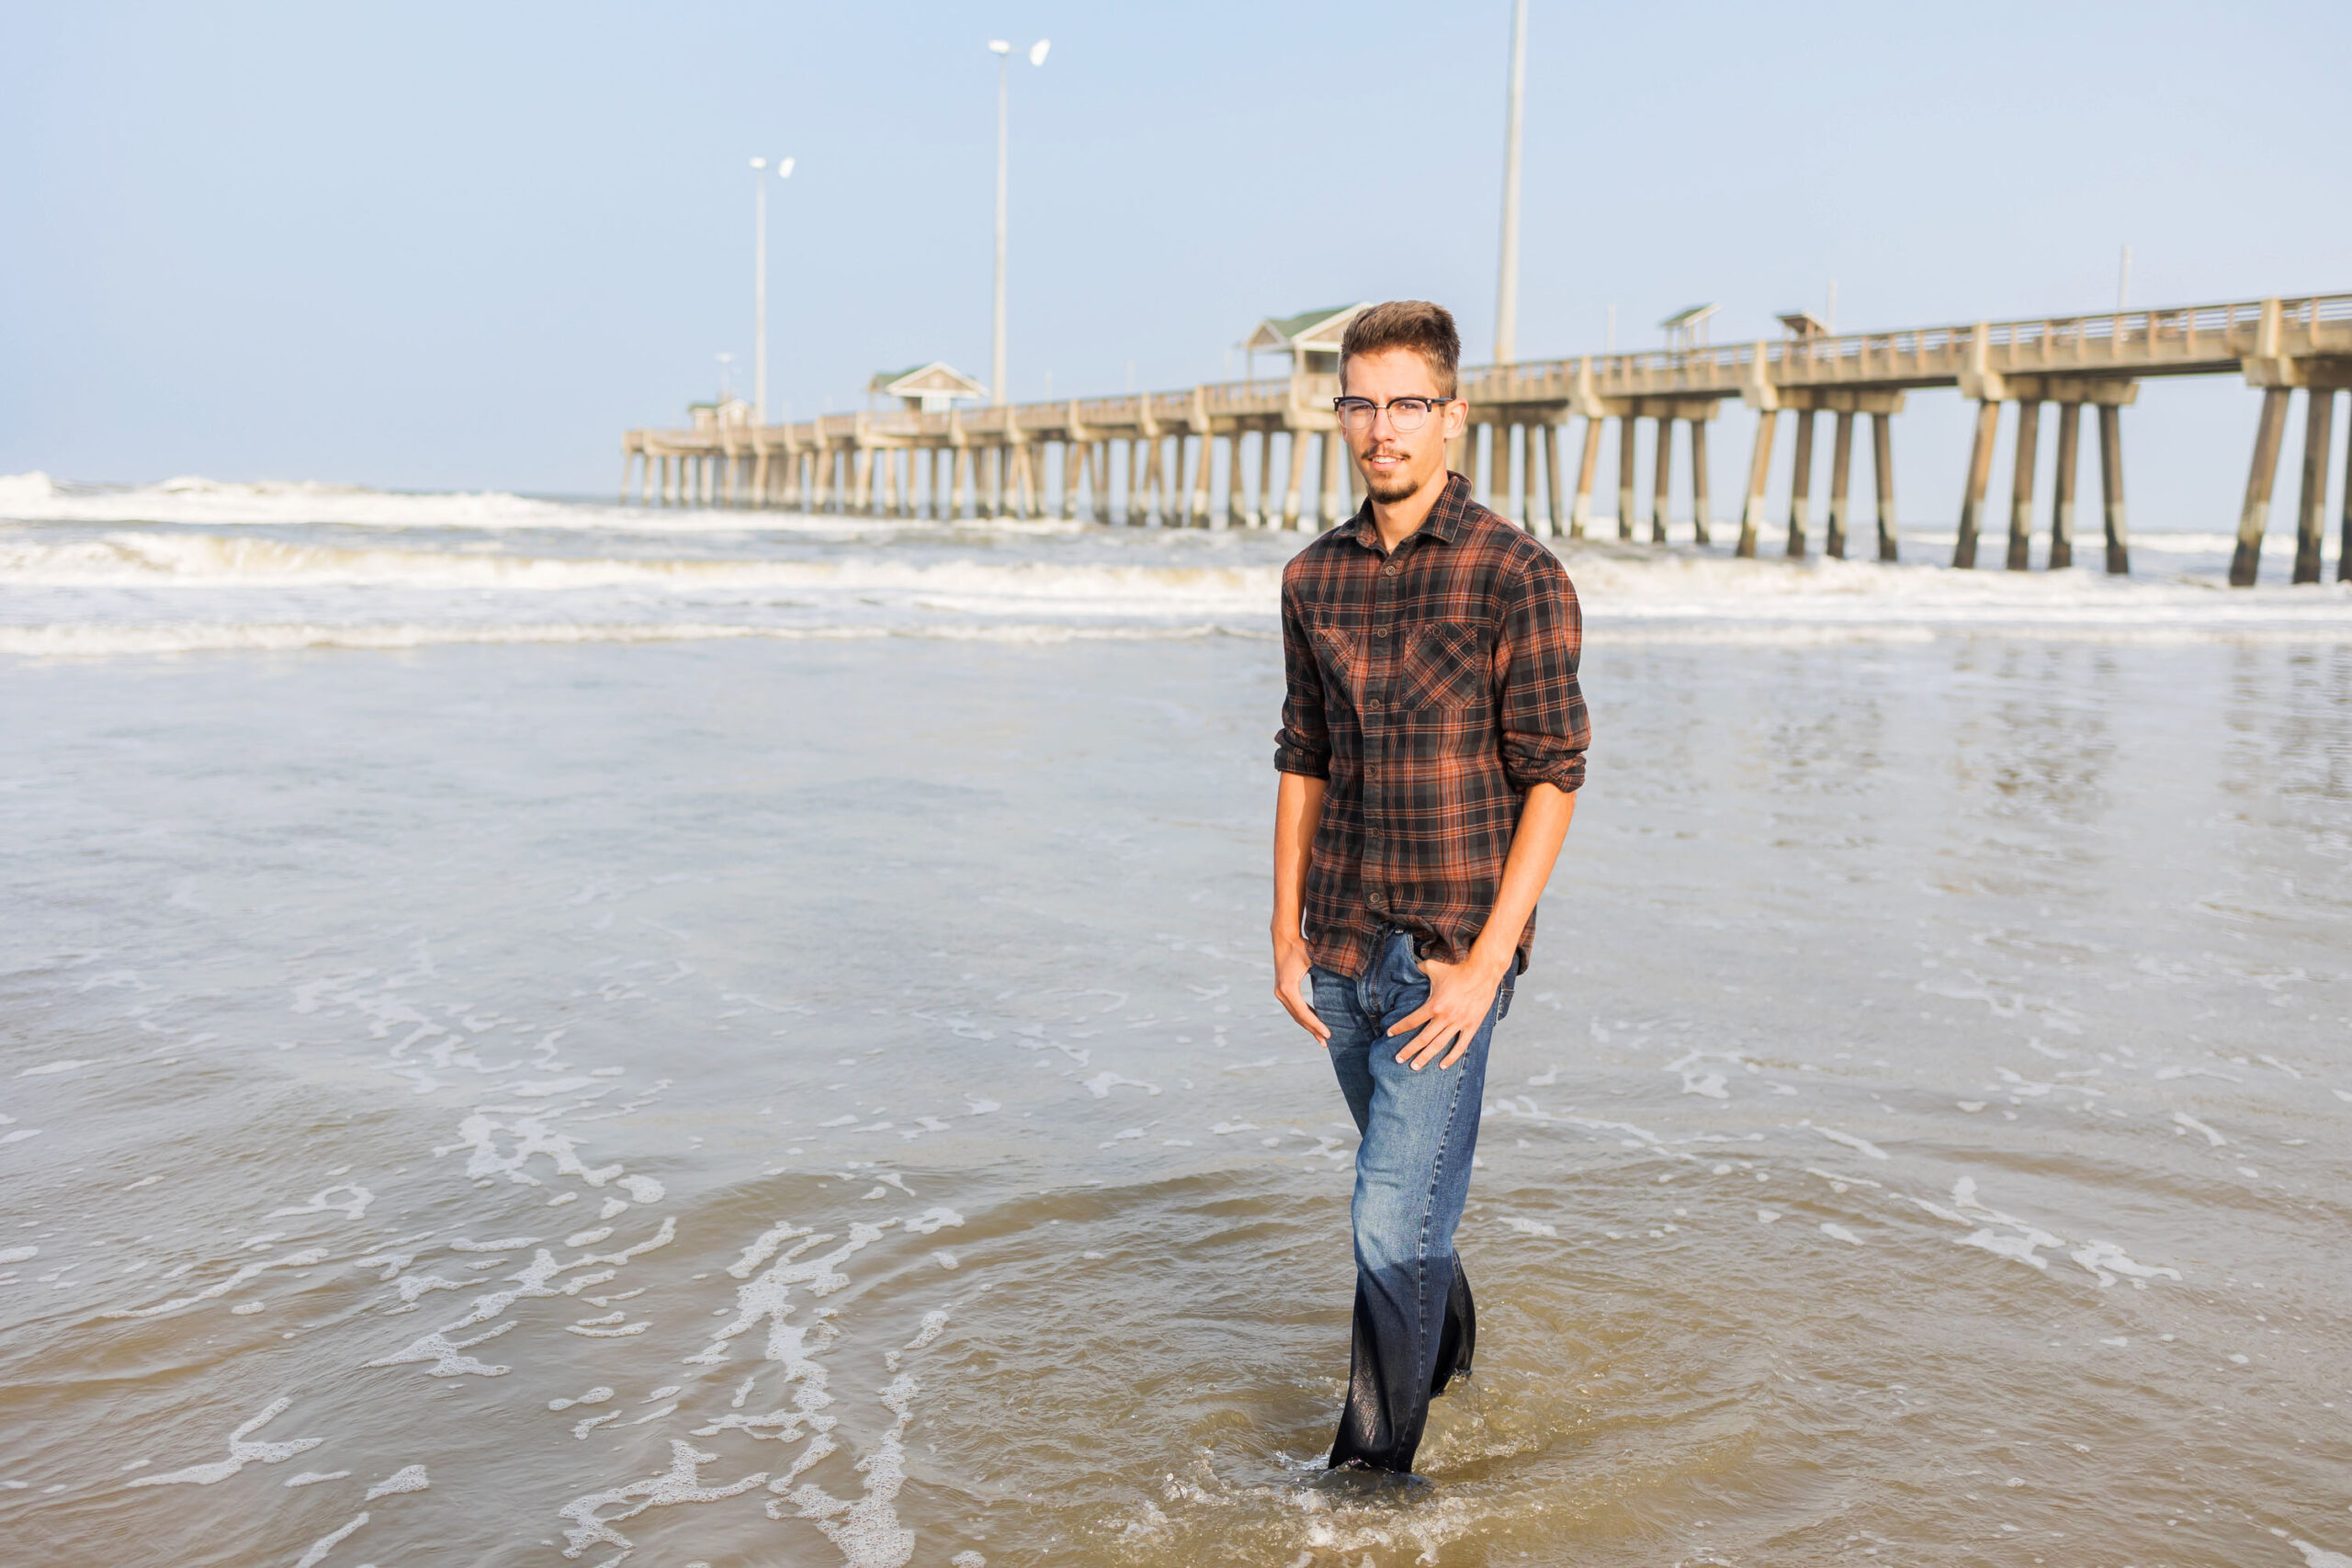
[1252,431,1272,528]
[1650,415,1672,544]
[1615,415,1637,541]
[1541,422,1564,537]
[2341,405,2352,583]
[1871,413,1898,562]
[2293,390,2334,584]
[1226,433,1246,528]
[1320,432,1345,528]
[1785,409,1815,558]
[1825,410,1854,558]
[1191,433,1216,527]
[2049,403,2081,570]
[1571,416,1602,540]
[2005,399,2041,570]
[1689,419,1712,547]
[1284,431,1308,529]
[1517,424,1532,526]
[1952,400,2001,569]
[2229,386,2292,586]
[1736,410,1777,558]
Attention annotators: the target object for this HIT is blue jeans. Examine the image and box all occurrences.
[1312,927,1512,1472]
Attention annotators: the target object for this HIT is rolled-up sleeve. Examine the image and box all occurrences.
[1273,578,1331,778]
[1494,551,1589,794]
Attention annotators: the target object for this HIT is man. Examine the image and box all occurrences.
[1271,299,1589,1475]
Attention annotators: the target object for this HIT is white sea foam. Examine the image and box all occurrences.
[1,471,710,532]
[0,620,1272,659]
[558,1438,768,1562]
[1804,1121,1891,1160]
[127,1397,322,1485]
[2172,1111,2228,1145]
[289,1511,368,1568]
[7,475,2351,667]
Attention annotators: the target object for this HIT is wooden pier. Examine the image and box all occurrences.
[622,292,2352,584]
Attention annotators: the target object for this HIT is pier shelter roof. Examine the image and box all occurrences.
[1245,303,1370,374]
[688,396,753,434]
[869,362,988,412]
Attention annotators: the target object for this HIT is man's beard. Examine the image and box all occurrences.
[1362,450,1425,503]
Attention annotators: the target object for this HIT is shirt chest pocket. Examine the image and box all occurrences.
[1397,621,1489,711]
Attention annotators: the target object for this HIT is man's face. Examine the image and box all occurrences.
[1340,346,1466,504]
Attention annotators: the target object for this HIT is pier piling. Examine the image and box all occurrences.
[1571,417,1602,540]
[1952,400,2001,570]
[1616,416,1637,541]
[2229,386,2291,586]
[2050,402,2081,570]
[2006,398,2042,571]
[1871,412,1898,562]
[1736,409,1777,559]
[1825,410,1855,559]
[1785,409,1815,558]
[2293,390,2333,584]
[1650,416,1673,544]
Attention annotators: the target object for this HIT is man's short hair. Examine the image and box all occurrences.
[1340,300,1461,399]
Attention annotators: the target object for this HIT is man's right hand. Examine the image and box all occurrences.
[1272,930,1329,1043]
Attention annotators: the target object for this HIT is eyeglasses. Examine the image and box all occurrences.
[1332,396,1455,434]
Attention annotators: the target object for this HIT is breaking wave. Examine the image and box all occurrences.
[6,472,2350,657]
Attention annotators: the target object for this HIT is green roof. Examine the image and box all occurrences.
[1262,304,1360,343]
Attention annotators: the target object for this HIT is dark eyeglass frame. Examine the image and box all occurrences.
[1331,395,1459,432]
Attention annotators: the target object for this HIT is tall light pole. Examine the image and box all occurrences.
[1494,0,1528,364]
[750,155,795,423]
[989,38,1049,405]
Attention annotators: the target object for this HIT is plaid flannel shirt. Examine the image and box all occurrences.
[1274,471,1589,978]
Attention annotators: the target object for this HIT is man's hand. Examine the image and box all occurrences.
[1272,930,1329,1043]
[1386,951,1507,1070]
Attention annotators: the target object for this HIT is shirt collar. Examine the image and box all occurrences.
[1335,469,1473,553]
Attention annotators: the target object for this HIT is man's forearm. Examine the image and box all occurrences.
[1464,782,1577,975]
[1272,773,1328,938]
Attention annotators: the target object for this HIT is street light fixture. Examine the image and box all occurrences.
[749,155,795,424]
[987,37,1048,405]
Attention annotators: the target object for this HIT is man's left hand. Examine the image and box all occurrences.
[1386,951,1507,1071]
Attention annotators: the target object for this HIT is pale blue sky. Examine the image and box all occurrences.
[6,1,2348,526]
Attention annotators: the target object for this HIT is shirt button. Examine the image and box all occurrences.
[1383,564,1400,577]
[1373,626,1391,637]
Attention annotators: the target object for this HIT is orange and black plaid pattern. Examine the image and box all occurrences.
[1275,471,1589,979]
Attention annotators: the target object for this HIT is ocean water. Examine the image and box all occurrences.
[4,474,2351,1568]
